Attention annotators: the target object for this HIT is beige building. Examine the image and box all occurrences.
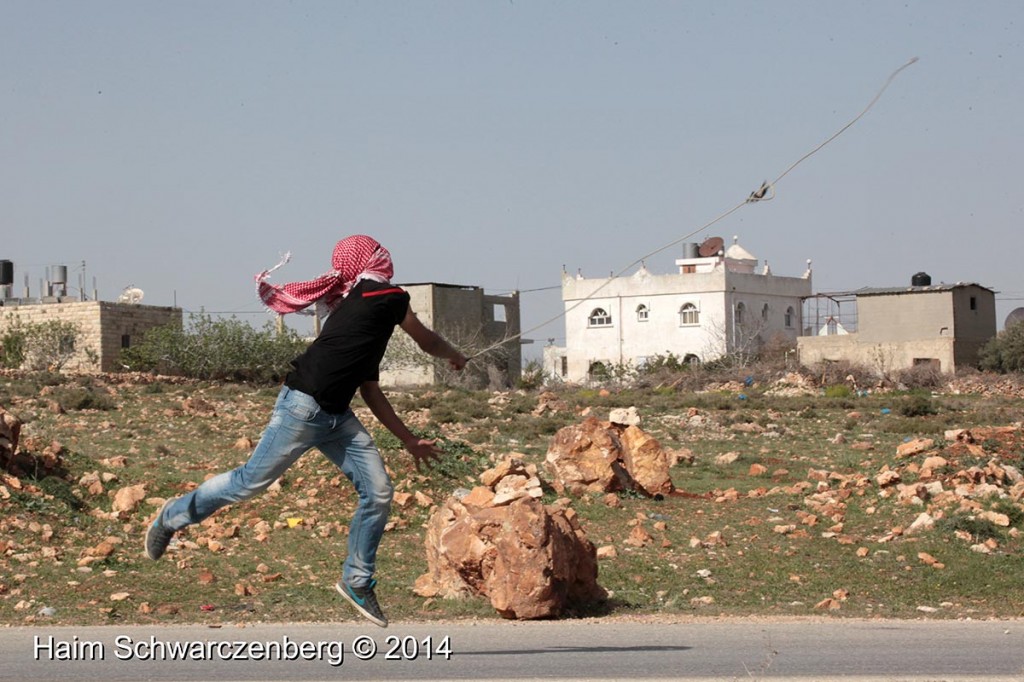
[797,279,996,375]
[380,282,522,387]
[0,299,182,372]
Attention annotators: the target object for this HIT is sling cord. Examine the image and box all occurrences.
[467,57,919,362]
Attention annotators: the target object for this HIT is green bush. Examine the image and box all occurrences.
[516,359,545,390]
[0,316,88,370]
[936,514,1001,542]
[898,394,938,417]
[121,314,309,382]
[51,386,117,411]
[979,322,1024,373]
[824,384,854,399]
[0,319,26,368]
[423,432,491,490]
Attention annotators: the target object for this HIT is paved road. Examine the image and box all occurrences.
[2,618,1022,681]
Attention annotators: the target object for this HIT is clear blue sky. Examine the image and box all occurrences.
[2,1,1021,354]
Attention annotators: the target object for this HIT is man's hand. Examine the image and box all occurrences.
[405,438,444,472]
[448,353,468,371]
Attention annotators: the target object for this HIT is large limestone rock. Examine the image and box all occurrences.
[544,417,631,495]
[545,417,674,497]
[619,425,673,496]
[0,409,65,479]
[0,407,21,462]
[415,457,605,620]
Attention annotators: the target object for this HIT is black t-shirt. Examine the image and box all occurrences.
[284,280,410,414]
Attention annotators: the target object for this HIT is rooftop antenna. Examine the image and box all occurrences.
[118,285,144,304]
[698,236,724,258]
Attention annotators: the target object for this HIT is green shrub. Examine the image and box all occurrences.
[516,359,545,390]
[637,352,687,375]
[990,498,1024,527]
[0,319,26,368]
[0,316,88,370]
[936,514,1001,542]
[51,386,117,411]
[979,322,1024,373]
[898,394,938,417]
[36,476,87,512]
[425,434,491,489]
[824,384,853,399]
[374,426,490,492]
[121,314,309,382]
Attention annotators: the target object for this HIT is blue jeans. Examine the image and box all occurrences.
[159,386,393,588]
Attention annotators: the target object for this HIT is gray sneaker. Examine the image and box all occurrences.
[336,578,388,628]
[145,500,175,561]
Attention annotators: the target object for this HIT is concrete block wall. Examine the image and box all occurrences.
[0,300,181,372]
[797,334,957,375]
[379,283,522,387]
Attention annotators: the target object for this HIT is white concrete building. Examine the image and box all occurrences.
[544,237,812,382]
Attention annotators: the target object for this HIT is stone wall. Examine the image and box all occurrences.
[797,334,957,375]
[0,300,181,372]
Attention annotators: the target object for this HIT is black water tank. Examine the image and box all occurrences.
[911,271,931,287]
[0,260,12,286]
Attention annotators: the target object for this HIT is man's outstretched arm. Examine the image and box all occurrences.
[399,307,468,370]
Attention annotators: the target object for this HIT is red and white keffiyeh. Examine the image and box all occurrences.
[255,235,394,315]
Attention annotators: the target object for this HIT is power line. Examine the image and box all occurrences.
[467,57,920,361]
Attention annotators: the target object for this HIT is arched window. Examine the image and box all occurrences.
[734,302,746,326]
[679,303,699,326]
[785,306,795,328]
[588,360,609,380]
[588,308,612,327]
[636,304,649,322]
[761,303,769,321]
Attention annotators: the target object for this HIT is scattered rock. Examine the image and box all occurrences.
[715,452,740,466]
[608,407,641,427]
[112,484,147,514]
[533,391,567,416]
[182,396,217,417]
[897,438,935,458]
[602,493,622,508]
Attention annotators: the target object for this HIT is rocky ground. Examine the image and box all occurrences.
[3,369,1024,625]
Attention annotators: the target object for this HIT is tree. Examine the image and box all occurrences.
[120,314,308,382]
[979,322,1024,373]
[0,316,89,371]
